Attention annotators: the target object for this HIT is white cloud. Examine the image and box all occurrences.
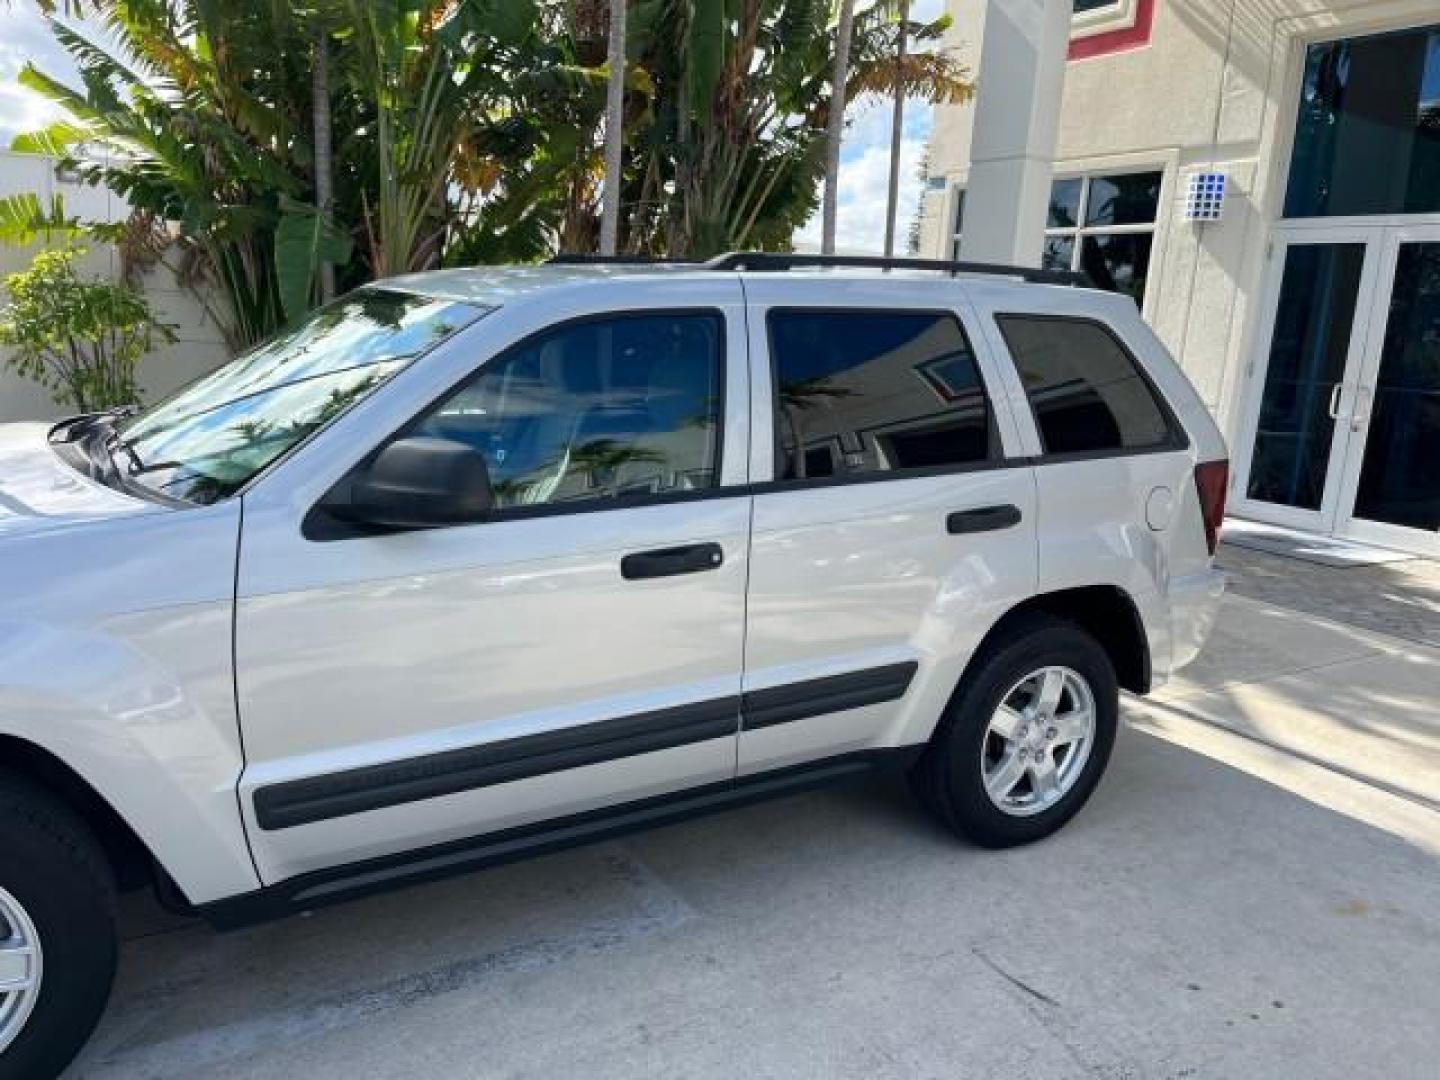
[794,99,932,254]
[796,0,948,253]
[0,2,79,145]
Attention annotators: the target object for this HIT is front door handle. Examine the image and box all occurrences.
[621,542,724,580]
[947,505,1023,535]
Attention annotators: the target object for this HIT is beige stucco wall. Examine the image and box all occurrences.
[921,0,1440,443]
[0,150,231,423]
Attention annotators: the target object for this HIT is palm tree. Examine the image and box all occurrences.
[821,0,857,255]
[883,0,909,257]
[312,24,337,302]
[599,0,626,255]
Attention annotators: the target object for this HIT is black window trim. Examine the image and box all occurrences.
[761,305,1011,492]
[304,306,731,540]
[992,311,1190,463]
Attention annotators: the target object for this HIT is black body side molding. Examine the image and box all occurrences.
[742,662,918,731]
[204,748,923,930]
[253,662,920,832]
[254,698,741,831]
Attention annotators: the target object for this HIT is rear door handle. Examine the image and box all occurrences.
[621,542,725,580]
[946,505,1023,535]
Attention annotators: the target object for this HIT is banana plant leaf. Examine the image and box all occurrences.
[275,194,354,322]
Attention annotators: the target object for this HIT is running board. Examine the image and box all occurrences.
[199,748,922,930]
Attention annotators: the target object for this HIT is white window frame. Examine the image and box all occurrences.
[949,184,967,261]
[1043,169,1163,307]
[1071,0,1140,41]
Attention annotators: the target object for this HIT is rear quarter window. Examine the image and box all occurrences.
[996,314,1181,456]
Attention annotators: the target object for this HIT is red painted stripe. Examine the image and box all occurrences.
[1068,0,1157,61]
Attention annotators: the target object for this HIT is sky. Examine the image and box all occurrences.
[0,0,946,254]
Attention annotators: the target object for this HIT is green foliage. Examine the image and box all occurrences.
[5,0,973,347]
[275,195,355,322]
[0,193,80,245]
[0,246,175,411]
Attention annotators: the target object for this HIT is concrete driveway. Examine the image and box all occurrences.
[65,579,1440,1079]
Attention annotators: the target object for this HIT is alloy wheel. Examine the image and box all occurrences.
[980,665,1096,817]
[0,885,42,1054]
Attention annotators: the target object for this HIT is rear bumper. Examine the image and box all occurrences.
[1166,567,1227,678]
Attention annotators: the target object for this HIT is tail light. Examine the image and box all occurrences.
[1194,460,1229,557]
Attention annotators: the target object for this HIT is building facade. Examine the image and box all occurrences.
[920,0,1440,556]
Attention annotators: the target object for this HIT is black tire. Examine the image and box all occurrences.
[0,771,118,1080]
[912,614,1119,849]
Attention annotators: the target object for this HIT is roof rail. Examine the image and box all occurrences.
[548,253,703,266]
[703,251,1092,288]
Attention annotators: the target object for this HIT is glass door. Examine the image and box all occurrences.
[1336,225,1440,556]
[1233,229,1383,533]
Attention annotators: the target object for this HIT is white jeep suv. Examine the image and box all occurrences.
[0,255,1227,1077]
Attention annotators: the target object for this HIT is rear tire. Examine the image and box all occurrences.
[913,614,1119,848]
[0,771,118,1080]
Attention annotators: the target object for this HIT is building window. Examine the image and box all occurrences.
[950,187,966,261]
[1285,24,1440,219]
[1071,0,1139,39]
[1042,171,1161,306]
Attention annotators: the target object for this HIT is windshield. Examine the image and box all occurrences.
[114,289,484,504]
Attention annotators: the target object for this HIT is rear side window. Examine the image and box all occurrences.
[996,315,1178,455]
[768,310,995,482]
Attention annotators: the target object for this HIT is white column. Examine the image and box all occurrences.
[957,0,1071,267]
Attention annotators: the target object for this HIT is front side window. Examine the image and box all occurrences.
[997,315,1178,456]
[1042,171,1162,306]
[116,290,483,504]
[769,310,995,482]
[412,312,723,511]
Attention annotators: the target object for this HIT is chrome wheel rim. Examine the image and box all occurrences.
[0,886,42,1053]
[981,666,1096,818]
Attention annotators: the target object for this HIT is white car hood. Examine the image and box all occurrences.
[0,421,158,538]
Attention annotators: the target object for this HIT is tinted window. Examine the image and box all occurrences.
[1080,233,1153,301]
[769,310,994,481]
[117,289,480,504]
[1286,26,1440,218]
[1048,178,1083,228]
[414,312,722,510]
[997,316,1176,455]
[1084,172,1162,227]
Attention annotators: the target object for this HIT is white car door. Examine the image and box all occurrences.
[737,276,1039,774]
[235,280,751,884]
[968,285,1203,684]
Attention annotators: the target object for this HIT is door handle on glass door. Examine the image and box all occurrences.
[1328,383,1345,420]
[1352,387,1372,432]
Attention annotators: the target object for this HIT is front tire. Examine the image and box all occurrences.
[913,614,1119,848]
[0,772,118,1080]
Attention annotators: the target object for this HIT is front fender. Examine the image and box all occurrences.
[0,607,259,903]
[0,496,259,904]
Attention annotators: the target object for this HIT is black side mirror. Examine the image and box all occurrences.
[329,436,494,529]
